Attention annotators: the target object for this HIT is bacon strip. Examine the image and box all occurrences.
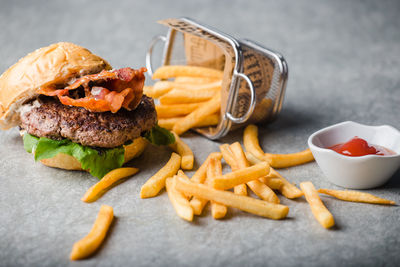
[59,87,136,113]
[65,71,118,90]
[91,86,110,100]
[36,87,69,97]
[36,67,146,113]
[104,68,145,110]
[59,96,111,113]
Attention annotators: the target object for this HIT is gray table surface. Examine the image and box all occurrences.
[0,0,399,266]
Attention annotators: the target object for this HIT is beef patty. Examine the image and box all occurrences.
[20,95,157,148]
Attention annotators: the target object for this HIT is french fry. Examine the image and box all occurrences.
[219,144,239,171]
[140,152,181,198]
[206,157,222,182]
[189,196,209,216]
[156,103,203,118]
[165,177,193,221]
[246,152,303,199]
[243,124,266,161]
[81,168,139,203]
[243,124,314,168]
[300,181,335,229]
[212,162,270,190]
[219,144,247,196]
[245,151,263,165]
[157,117,182,130]
[245,179,280,203]
[174,176,289,220]
[230,142,279,204]
[206,157,227,219]
[176,170,191,199]
[211,203,227,219]
[169,132,194,170]
[259,176,284,190]
[171,80,222,90]
[177,170,190,180]
[233,184,248,196]
[173,91,221,135]
[229,142,250,168]
[191,152,222,184]
[177,170,199,197]
[146,81,174,98]
[224,170,248,196]
[268,178,285,190]
[158,114,219,130]
[159,87,219,104]
[318,188,396,205]
[189,112,220,128]
[189,153,222,215]
[123,137,148,162]
[70,205,114,260]
[143,85,153,96]
[268,168,303,199]
[265,149,315,168]
[174,76,221,84]
[152,65,224,80]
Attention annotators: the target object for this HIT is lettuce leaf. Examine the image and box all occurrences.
[143,125,175,146]
[22,125,174,178]
[23,133,39,153]
[23,134,125,179]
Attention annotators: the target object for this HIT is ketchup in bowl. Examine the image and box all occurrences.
[329,136,396,157]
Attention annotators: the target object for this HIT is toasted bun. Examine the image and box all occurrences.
[39,137,148,171]
[0,42,111,129]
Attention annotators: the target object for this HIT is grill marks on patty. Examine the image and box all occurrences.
[20,95,157,148]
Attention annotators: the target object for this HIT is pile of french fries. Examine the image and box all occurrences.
[144,65,223,136]
[70,122,395,260]
[138,123,395,228]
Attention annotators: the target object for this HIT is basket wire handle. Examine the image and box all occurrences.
[226,71,256,124]
[145,35,167,77]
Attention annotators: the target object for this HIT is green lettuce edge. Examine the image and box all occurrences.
[23,134,125,179]
[143,125,175,146]
[22,125,174,179]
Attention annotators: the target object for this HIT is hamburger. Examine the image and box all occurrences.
[0,42,174,178]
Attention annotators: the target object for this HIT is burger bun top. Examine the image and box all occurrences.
[0,42,111,129]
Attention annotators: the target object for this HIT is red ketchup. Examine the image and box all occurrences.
[329,136,395,157]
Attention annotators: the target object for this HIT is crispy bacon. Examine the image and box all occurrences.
[121,88,135,109]
[36,67,146,113]
[59,96,111,112]
[59,87,136,113]
[104,67,145,110]
[106,68,146,91]
[65,70,118,91]
[36,87,69,97]
[91,86,110,100]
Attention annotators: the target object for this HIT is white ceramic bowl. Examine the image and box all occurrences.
[308,121,400,189]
